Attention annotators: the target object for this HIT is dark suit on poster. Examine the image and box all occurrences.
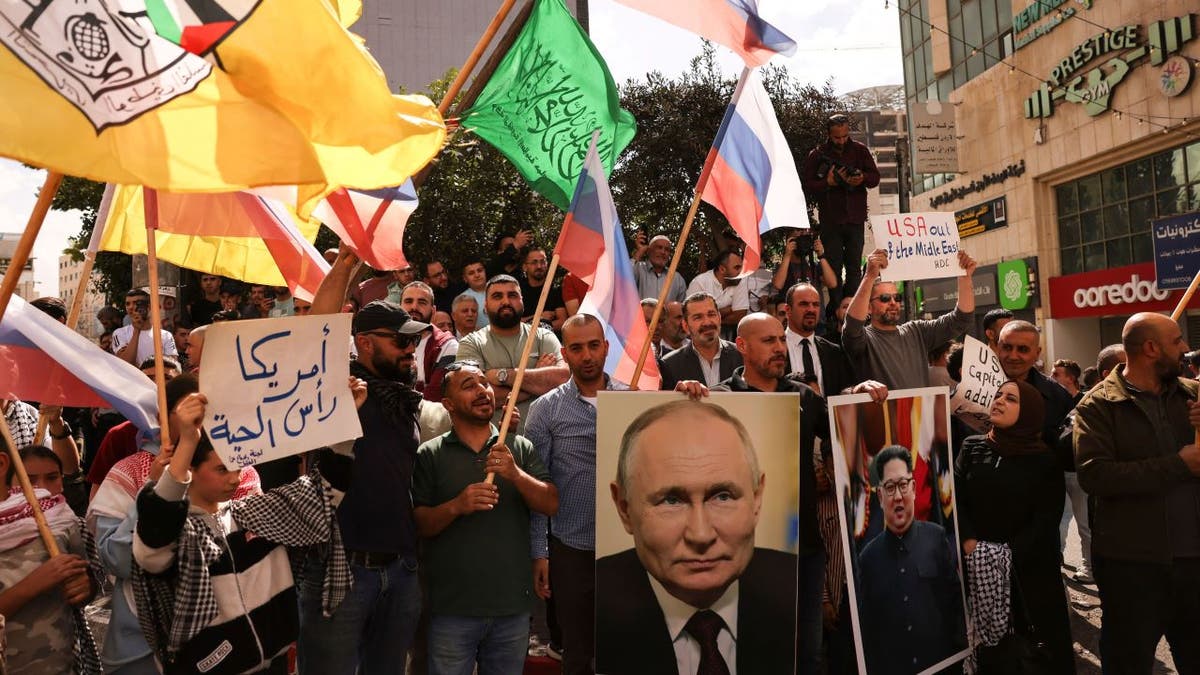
[857,521,967,675]
[658,341,742,390]
[595,547,797,674]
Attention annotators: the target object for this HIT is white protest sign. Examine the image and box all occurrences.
[949,335,1005,433]
[869,212,964,282]
[200,314,361,469]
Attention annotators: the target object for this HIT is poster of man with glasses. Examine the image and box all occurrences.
[826,387,969,675]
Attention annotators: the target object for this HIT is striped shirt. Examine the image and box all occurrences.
[526,377,626,557]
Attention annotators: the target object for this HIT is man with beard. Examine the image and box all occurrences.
[857,447,966,675]
[413,361,557,674]
[423,260,460,314]
[659,292,743,390]
[294,297,430,674]
[784,282,855,396]
[457,275,569,433]
[685,249,750,340]
[401,281,459,402]
[660,300,689,354]
[526,314,624,674]
[842,248,977,389]
[519,246,567,331]
[1075,312,1200,672]
[631,233,687,304]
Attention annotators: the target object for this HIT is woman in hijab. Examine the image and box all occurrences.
[955,379,1074,673]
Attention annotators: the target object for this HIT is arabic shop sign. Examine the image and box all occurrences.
[1152,211,1200,290]
[954,196,1007,238]
[928,160,1025,209]
[1013,0,1093,51]
[1024,15,1197,119]
[911,101,959,174]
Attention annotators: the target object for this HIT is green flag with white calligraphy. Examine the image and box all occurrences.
[461,0,636,210]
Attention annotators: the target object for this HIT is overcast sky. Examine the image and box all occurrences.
[0,0,903,297]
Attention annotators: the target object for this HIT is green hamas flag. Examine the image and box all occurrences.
[461,0,636,210]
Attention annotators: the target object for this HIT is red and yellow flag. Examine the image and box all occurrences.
[0,0,444,192]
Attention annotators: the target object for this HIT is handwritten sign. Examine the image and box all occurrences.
[1152,211,1200,290]
[869,212,964,282]
[949,336,1004,433]
[200,314,361,469]
[910,101,959,173]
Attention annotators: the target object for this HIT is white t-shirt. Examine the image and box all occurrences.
[686,271,750,313]
[111,325,178,366]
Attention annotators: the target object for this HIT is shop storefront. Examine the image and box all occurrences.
[913,257,1041,335]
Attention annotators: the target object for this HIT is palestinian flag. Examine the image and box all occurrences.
[144,0,262,56]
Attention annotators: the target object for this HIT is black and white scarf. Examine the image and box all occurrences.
[130,469,349,665]
[349,360,423,429]
[964,540,1013,673]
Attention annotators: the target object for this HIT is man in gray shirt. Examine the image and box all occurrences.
[842,248,977,389]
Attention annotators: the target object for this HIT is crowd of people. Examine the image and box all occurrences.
[0,113,1195,675]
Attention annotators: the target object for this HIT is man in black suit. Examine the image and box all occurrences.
[659,292,742,390]
[597,399,796,674]
[783,283,856,396]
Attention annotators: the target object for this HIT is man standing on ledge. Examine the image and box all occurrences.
[801,114,880,315]
[842,248,977,389]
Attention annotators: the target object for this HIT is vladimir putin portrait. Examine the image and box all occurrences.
[596,399,797,674]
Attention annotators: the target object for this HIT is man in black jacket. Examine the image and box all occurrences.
[659,293,742,389]
[801,114,880,316]
[783,282,856,396]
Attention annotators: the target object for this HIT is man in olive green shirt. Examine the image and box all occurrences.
[412,360,558,675]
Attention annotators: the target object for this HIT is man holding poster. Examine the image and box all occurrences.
[842,248,977,389]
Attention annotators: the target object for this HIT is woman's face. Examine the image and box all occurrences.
[989,382,1021,428]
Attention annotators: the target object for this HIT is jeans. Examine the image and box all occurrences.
[550,537,596,674]
[1094,556,1200,674]
[1058,471,1092,571]
[821,222,865,316]
[297,555,421,675]
[798,549,827,675]
[428,612,531,675]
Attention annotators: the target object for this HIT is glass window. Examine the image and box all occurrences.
[1056,183,1078,216]
[1084,242,1106,271]
[1131,232,1154,263]
[1061,247,1082,275]
[967,53,986,79]
[1101,167,1127,204]
[1128,196,1155,233]
[1077,175,1103,211]
[1154,149,1185,190]
[1102,203,1129,238]
[1157,187,1189,216]
[1105,239,1131,268]
[1127,158,1154,196]
[1187,141,1200,183]
[1080,209,1103,242]
[1058,217,1080,247]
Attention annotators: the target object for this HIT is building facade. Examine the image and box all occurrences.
[0,234,37,301]
[58,254,108,340]
[900,0,1200,365]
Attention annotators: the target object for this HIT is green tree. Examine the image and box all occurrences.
[53,176,131,306]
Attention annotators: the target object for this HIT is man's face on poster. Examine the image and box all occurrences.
[879,456,916,536]
[613,408,764,608]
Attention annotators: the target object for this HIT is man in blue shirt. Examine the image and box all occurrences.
[526,314,624,674]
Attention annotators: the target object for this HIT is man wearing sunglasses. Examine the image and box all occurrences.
[842,248,977,389]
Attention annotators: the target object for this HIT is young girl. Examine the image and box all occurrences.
[132,381,364,674]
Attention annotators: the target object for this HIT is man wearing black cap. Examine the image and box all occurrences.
[296,293,432,673]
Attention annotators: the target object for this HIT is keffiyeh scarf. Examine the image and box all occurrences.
[964,540,1013,673]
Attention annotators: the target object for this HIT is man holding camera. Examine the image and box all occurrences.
[801,114,880,318]
[111,288,178,366]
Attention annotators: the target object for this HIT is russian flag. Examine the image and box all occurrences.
[613,0,796,67]
[311,180,420,272]
[555,136,661,390]
[700,67,809,275]
[0,296,159,434]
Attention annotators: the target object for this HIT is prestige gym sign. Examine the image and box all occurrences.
[1024,14,1195,119]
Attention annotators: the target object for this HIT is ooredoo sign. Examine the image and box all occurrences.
[1049,262,1188,318]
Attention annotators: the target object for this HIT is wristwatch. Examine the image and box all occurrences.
[497,368,510,385]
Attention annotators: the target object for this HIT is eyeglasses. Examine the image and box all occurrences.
[361,331,421,348]
[871,294,902,304]
[525,259,549,267]
[878,477,914,497]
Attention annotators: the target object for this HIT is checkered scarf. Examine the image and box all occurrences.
[130,467,349,665]
[964,541,1013,673]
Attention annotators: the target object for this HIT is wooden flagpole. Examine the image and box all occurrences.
[1169,270,1200,445]
[630,68,754,389]
[0,170,64,557]
[143,189,172,442]
[438,0,517,115]
[485,252,561,485]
